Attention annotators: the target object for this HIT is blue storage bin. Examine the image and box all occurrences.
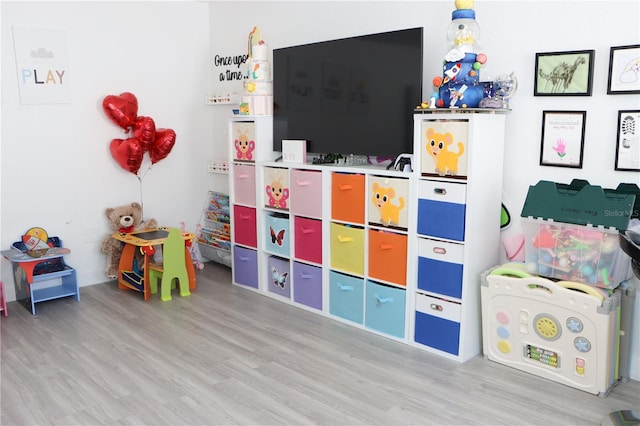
[417,198,466,241]
[414,292,461,355]
[415,311,461,355]
[417,257,463,298]
[329,270,364,324]
[365,280,406,338]
[265,213,290,257]
[417,180,466,241]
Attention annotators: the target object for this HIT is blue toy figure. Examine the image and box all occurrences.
[436,0,486,108]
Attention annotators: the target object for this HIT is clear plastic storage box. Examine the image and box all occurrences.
[521,180,637,289]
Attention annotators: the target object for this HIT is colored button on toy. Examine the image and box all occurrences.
[497,326,510,339]
[566,317,583,333]
[496,310,510,325]
[497,340,511,354]
[574,337,592,353]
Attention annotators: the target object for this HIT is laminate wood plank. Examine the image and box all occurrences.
[2,262,639,425]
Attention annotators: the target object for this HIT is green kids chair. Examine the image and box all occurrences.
[148,228,191,301]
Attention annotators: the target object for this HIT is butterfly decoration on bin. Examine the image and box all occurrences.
[102,92,176,177]
[272,267,288,289]
[270,226,285,246]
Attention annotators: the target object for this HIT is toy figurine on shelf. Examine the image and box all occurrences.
[433,0,486,108]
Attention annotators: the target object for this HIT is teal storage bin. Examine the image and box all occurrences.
[265,212,290,257]
[329,271,364,324]
[365,280,406,338]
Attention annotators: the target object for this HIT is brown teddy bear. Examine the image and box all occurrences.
[99,202,158,279]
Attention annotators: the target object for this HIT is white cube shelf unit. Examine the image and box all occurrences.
[227,110,507,362]
[411,110,507,361]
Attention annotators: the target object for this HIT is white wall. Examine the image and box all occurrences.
[208,0,640,380]
[1,0,638,380]
[1,2,213,296]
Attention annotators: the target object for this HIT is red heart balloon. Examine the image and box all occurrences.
[102,92,138,130]
[150,128,176,164]
[133,116,156,151]
[109,137,144,174]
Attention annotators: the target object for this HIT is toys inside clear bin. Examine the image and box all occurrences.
[523,220,631,287]
[521,180,638,289]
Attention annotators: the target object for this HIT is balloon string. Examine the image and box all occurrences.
[130,125,154,222]
[137,173,151,223]
[137,163,153,221]
[138,174,145,219]
[138,164,151,181]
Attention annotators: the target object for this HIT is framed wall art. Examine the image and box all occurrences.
[615,110,640,171]
[12,27,72,104]
[534,50,594,96]
[607,44,640,94]
[540,110,586,168]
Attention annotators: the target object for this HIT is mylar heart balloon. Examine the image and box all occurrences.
[150,128,176,164]
[102,92,138,130]
[109,137,144,174]
[133,116,156,151]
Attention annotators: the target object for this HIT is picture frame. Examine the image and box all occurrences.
[534,50,594,96]
[540,110,586,168]
[614,110,640,171]
[607,44,640,94]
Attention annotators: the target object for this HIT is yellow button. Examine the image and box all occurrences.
[497,340,511,354]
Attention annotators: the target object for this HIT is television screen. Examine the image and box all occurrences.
[273,27,423,160]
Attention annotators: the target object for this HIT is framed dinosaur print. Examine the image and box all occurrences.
[534,50,594,96]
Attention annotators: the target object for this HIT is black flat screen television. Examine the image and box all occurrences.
[273,27,423,160]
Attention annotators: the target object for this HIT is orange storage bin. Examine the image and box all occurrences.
[331,173,365,224]
[368,229,407,286]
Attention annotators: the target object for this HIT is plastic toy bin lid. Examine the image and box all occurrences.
[520,180,637,231]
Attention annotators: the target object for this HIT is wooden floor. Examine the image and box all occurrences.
[2,262,639,426]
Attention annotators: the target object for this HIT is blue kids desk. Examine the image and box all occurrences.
[1,239,79,315]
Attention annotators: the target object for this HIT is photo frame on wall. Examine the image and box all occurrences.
[540,110,586,168]
[534,50,594,96]
[607,45,640,94]
[615,110,640,171]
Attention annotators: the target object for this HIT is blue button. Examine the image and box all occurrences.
[566,317,583,333]
[497,326,510,339]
